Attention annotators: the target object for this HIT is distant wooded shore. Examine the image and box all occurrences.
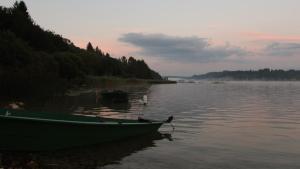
[191,69,300,81]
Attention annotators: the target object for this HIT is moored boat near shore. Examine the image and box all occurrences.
[0,108,172,151]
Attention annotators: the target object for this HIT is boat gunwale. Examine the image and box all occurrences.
[0,114,162,126]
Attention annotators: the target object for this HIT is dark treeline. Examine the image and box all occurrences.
[0,1,161,98]
[192,68,300,80]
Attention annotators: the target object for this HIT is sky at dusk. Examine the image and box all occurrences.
[1,0,300,76]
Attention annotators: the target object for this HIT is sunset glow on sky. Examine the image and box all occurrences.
[2,0,300,75]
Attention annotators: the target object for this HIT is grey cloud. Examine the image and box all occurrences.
[264,42,300,56]
[119,33,249,62]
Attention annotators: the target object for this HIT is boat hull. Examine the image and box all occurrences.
[0,109,163,151]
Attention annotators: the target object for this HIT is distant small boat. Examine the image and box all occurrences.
[212,81,225,84]
[0,108,173,151]
[100,90,129,103]
[177,80,195,83]
[187,80,196,83]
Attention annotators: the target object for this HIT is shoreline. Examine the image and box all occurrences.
[0,76,176,103]
[84,76,176,88]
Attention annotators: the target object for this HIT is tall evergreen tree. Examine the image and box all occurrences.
[86,42,94,52]
[95,46,103,56]
[13,1,29,17]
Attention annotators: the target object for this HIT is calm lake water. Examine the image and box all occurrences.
[1,81,300,169]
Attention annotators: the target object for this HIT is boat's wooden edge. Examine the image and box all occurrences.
[0,114,163,126]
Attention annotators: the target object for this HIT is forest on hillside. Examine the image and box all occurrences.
[192,69,300,80]
[0,1,162,98]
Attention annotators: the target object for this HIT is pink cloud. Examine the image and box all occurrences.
[242,32,300,42]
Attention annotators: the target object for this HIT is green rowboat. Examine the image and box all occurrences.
[0,108,172,151]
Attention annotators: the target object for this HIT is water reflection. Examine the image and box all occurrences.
[0,132,172,169]
[17,85,152,119]
[3,82,300,169]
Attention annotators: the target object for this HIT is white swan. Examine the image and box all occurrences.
[138,95,148,105]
